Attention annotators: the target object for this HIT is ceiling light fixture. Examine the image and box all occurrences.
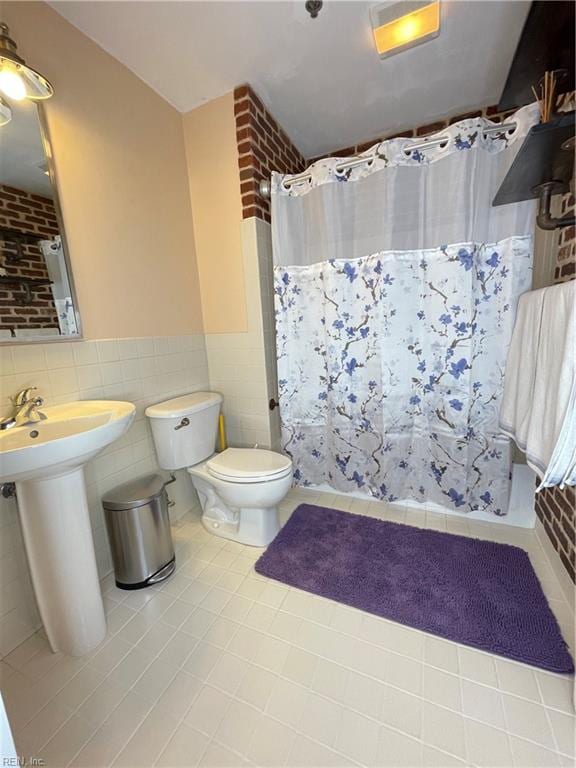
[370,1,440,59]
[0,96,11,126]
[305,1,323,19]
[0,23,53,101]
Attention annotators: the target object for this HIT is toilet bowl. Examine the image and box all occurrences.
[189,448,292,546]
[145,393,292,546]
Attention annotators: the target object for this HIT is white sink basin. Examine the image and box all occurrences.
[1,400,135,657]
[0,400,135,482]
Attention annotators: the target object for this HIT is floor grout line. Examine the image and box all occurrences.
[4,490,575,767]
[9,552,575,733]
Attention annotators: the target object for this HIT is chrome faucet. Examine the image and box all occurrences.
[0,387,47,431]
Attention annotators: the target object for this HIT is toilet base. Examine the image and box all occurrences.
[190,470,283,547]
[201,505,280,547]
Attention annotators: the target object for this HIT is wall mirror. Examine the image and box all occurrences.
[0,99,81,341]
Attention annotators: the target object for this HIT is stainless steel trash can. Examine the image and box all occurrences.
[102,474,175,589]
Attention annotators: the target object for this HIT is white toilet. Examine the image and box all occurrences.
[145,392,292,546]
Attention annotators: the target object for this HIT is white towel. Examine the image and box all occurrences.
[499,286,546,455]
[541,369,576,489]
[500,280,576,486]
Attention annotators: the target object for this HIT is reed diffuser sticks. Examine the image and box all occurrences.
[532,70,559,123]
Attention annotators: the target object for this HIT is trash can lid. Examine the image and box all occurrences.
[102,473,166,511]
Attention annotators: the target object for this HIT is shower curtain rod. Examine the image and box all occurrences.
[258,121,517,198]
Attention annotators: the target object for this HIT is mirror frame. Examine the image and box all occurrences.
[0,103,83,344]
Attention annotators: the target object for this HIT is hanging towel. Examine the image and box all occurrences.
[500,280,576,487]
[543,383,576,488]
[499,286,546,454]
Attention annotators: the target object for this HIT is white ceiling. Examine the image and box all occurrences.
[50,0,530,158]
[0,99,53,197]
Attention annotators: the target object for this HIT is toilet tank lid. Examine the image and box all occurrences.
[145,392,222,419]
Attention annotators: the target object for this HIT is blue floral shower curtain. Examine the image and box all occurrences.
[271,106,539,516]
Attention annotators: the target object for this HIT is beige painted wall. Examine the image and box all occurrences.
[183,93,247,334]
[3,2,203,339]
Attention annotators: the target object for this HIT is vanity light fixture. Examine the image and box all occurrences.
[0,96,11,126]
[370,0,440,59]
[0,23,53,101]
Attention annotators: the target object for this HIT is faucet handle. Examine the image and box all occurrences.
[12,387,37,406]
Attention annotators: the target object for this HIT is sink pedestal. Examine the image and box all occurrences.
[1,401,135,656]
[16,466,107,656]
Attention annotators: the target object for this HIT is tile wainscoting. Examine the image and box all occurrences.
[205,218,281,452]
[0,217,282,658]
[0,334,209,657]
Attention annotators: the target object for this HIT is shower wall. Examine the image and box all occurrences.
[231,85,304,449]
[184,88,303,449]
[230,87,523,450]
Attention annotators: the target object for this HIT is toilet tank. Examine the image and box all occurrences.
[145,392,222,470]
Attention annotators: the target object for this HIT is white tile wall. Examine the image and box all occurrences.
[0,334,209,657]
[206,218,280,450]
[256,219,283,452]
[0,217,294,658]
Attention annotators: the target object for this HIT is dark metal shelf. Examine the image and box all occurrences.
[493,112,575,207]
[0,226,46,264]
[0,226,45,244]
[497,1,574,112]
[0,275,53,305]
[0,276,52,287]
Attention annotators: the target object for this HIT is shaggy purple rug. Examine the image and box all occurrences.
[255,505,574,673]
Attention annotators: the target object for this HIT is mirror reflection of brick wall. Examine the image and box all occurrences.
[0,184,60,333]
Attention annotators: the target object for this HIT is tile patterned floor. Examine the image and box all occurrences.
[2,489,575,768]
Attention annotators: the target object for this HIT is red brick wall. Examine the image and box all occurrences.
[0,185,60,333]
[234,85,306,223]
[308,105,517,162]
[554,199,575,283]
[232,89,517,224]
[536,486,575,582]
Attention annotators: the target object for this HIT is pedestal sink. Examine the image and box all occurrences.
[0,401,135,656]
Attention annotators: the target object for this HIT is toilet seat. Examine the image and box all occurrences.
[206,448,292,484]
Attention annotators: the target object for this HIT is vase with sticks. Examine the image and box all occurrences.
[531,69,568,123]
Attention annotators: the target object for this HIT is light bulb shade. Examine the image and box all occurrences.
[0,55,53,100]
[0,96,11,126]
[0,24,53,100]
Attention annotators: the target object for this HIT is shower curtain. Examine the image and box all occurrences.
[271,104,539,516]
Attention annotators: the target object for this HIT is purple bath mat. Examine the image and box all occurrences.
[255,505,574,673]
